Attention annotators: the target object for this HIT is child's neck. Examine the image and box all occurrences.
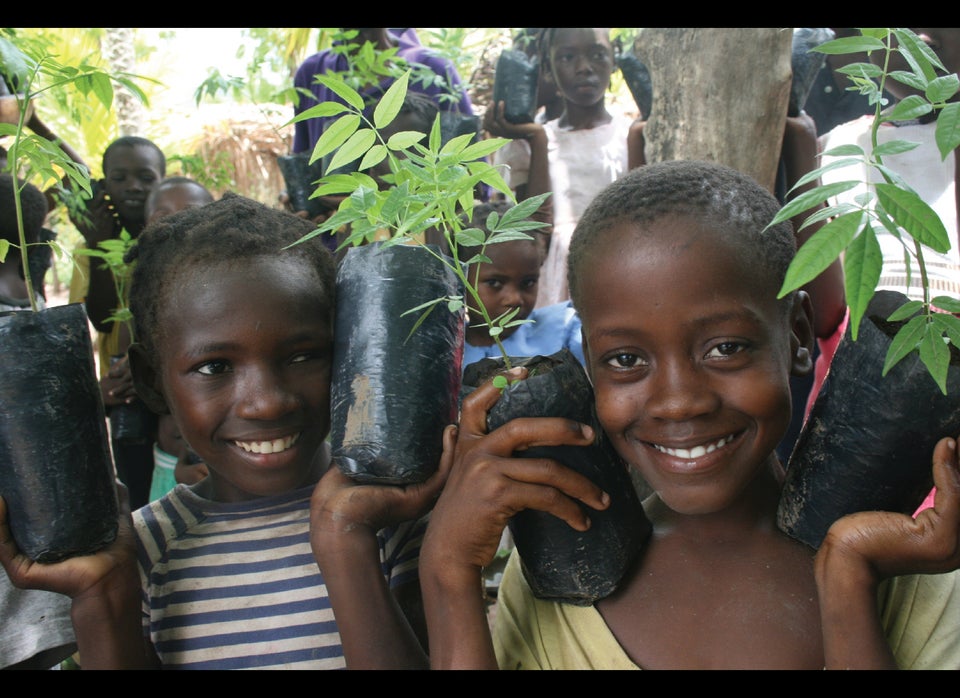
[558,101,613,131]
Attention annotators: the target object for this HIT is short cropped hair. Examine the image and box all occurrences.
[567,160,797,309]
[0,173,46,246]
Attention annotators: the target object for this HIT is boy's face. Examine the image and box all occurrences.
[547,28,614,108]
[103,145,164,229]
[467,239,540,342]
[146,185,210,224]
[577,217,811,516]
[149,255,333,503]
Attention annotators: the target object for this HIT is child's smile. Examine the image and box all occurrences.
[155,256,333,502]
[578,217,797,513]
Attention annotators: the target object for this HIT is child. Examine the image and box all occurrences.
[68,135,167,511]
[0,173,49,312]
[142,176,214,501]
[0,193,445,669]
[483,28,641,309]
[418,160,960,669]
[461,200,584,369]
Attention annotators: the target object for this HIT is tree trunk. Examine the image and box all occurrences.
[104,27,144,137]
[634,28,793,193]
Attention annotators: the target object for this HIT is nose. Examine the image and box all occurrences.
[502,284,524,309]
[235,366,298,420]
[643,358,718,421]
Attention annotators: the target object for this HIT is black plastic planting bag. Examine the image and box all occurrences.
[789,28,834,116]
[0,304,118,562]
[492,49,540,124]
[616,47,653,120]
[331,242,464,484]
[277,152,329,219]
[463,350,652,605]
[778,291,960,549]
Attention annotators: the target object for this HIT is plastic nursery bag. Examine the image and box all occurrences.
[492,49,540,124]
[330,242,464,484]
[462,349,652,605]
[0,303,118,562]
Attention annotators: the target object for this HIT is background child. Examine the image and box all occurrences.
[483,27,640,308]
[0,193,446,669]
[461,200,584,369]
[141,176,214,502]
[68,135,167,511]
[418,160,960,669]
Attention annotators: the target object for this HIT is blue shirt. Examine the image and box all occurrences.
[462,300,585,372]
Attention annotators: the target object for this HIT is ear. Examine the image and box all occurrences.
[128,342,170,415]
[789,291,815,377]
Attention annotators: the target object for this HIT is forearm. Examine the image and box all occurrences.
[84,266,121,332]
[69,566,149,669]
[315,531,428,669]
[420,545,498,669]
[815,539,898,669]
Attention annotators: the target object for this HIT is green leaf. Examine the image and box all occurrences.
[894,28,944,77]
[813,36,886,55]
[936,103,960,159]
[926,74,960,104]
[0,239,9,262]
[931,311,960,348]
[779,212,863,296]
[291,101,350,123]
[767,181,860,227]
[886,94,933,122]
[325,127,376,174]
[873,139,921,157]
[933,295,960,313]
[373,71,408,129]
[918,322,950,394]
[886,299,924,321]
[821,143,867,158]
[455,227,486,247]
[882,314,927,374]
[843,223,883,340]
[460,137,512,161]
[358,143,387,173]
[315,74,365,111]
[875,182,951,253]
[386,130,427,150]
[310,113,361,163]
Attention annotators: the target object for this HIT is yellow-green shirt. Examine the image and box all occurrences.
[493,547,960,669]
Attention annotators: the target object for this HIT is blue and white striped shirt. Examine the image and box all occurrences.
[132,483,424,669]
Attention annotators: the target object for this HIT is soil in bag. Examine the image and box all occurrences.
[330,242,464,485]
[462,349,652,605]
[0,304,118,562]
[777,290,960,549]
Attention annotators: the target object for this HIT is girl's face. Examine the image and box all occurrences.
[466,239,540,345]
[547,28,614,108]
[103,145,164,230]
[577,218,810,516]
[152,255,333,503]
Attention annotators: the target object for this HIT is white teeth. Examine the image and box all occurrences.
[653,434,734,460]
[235,432,300,454]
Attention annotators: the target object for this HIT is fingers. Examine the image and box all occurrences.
[459,366,527,436]
[929,436,960,530]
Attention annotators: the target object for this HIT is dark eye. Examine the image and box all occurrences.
[604,352,644,369]
[196,359,230,376]
[484,279,504,291]
[521,278,538,291]
[705,341,745,359]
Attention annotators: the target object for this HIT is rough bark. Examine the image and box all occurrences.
[634,28,793,193]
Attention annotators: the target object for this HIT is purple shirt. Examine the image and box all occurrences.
[292,29,474,154]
